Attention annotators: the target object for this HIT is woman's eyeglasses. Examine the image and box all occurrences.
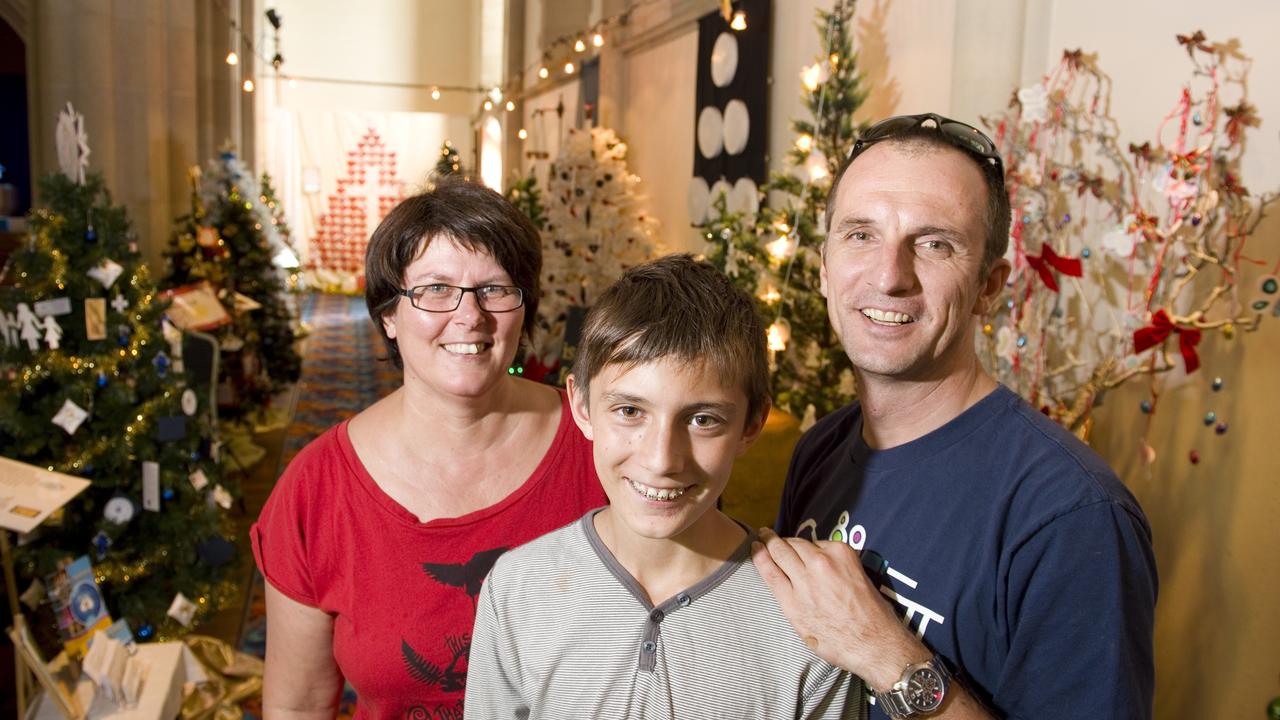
[398,284,525,313]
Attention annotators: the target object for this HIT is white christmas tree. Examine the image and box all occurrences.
[535,127,662,364]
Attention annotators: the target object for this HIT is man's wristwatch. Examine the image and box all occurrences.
[872,654,952,718]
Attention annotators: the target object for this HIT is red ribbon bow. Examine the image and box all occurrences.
[1133,310,1201,373]
[1024,244,1083,292]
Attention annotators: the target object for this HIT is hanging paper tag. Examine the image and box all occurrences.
[85,298,107,340]
[188,468,209,491]
[181,389,198,416]
[52,399,90,435]
[86,258,125,289]
[111,293,129,314]
[34,297,73,317]
[142,461,160,511]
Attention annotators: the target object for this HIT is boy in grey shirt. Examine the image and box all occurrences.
[466,255,865,719]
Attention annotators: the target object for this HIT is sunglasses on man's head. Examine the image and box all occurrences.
[849,113,1004,177]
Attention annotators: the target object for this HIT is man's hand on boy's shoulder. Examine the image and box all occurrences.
[752,529,996,720]
[751,528,923,690]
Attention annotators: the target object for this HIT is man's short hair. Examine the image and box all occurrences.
[365,176,542,368]
[824,127,1011,276]
[572,254,770,425]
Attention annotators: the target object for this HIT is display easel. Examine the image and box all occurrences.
[3,531,83,719]
[1,457,92,718]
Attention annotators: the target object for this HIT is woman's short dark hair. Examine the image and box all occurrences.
[365,176,542,368]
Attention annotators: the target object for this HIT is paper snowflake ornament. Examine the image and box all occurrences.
[55,102,91,185]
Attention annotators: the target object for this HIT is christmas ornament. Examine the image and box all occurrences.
[137,624,154,640]
[42,315,63,349]
[92,531,112,560]
[55,101,90,184]
[51,398,90,435]
[197,536,236,567]
[181,389,198,416]
[152,351,170,377]
[188,468,210,491]
[111,293,129,314]
[167,592,198,627]
[0,310,16,348]
[142,460,160,511]
[103,494,137,525]
[211,484,233,510]
[86,257,124,288]
[84,298,107,341]
[16,302,41,350]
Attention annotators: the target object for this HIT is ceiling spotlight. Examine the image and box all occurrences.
[431,87,441,100]
[288,77,297,88]
[730,11,747,30]
[564,62,575,74]
[518,128,528,140]
[538,65,549,79]
[592,33,605,48]
[225,51,239,66]
[484,100,493,111]
[242,79,255,92]
[574,38,586,53]
[505,100,515,112]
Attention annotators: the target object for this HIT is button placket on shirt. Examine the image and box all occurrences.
[636,595,689,672]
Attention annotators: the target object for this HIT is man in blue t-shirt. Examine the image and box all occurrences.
[751,113,1156,720]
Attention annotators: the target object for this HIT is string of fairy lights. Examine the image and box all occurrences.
[210,1,754,140]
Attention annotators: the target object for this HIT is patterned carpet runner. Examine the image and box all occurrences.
[241,293,398,717]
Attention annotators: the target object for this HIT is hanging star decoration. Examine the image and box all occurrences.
[55,102,91,185]
[980,32,1278,444]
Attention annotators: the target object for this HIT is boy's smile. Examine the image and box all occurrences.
[568,357,765,550]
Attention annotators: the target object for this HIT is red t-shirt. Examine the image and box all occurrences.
[251,391,606,719]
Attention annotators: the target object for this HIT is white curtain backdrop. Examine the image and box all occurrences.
[266,109,472,274]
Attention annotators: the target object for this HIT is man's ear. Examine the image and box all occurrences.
[975,258,1012,315]
[818,244,829,298]
[566,374,594,441]
[736,399,771,457]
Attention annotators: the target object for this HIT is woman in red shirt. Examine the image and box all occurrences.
[252,177,606,719]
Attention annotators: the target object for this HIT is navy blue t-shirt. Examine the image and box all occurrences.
[776,385,1156,719]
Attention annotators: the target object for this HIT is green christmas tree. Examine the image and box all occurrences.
[1,165,239,642]
[258,171,303,290]
[164,153,301,422]
[433,140,466,180]
[506,172,547,231]
[702,0,867,424]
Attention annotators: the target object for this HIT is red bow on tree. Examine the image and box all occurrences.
[1025,244,1083,292]
[1133,309,1202,373]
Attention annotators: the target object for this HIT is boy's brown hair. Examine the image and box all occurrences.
[572,253,770,425]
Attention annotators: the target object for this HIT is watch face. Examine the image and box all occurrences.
[906,667,945,712]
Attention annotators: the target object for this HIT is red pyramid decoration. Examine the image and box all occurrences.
[309,127,407,274]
